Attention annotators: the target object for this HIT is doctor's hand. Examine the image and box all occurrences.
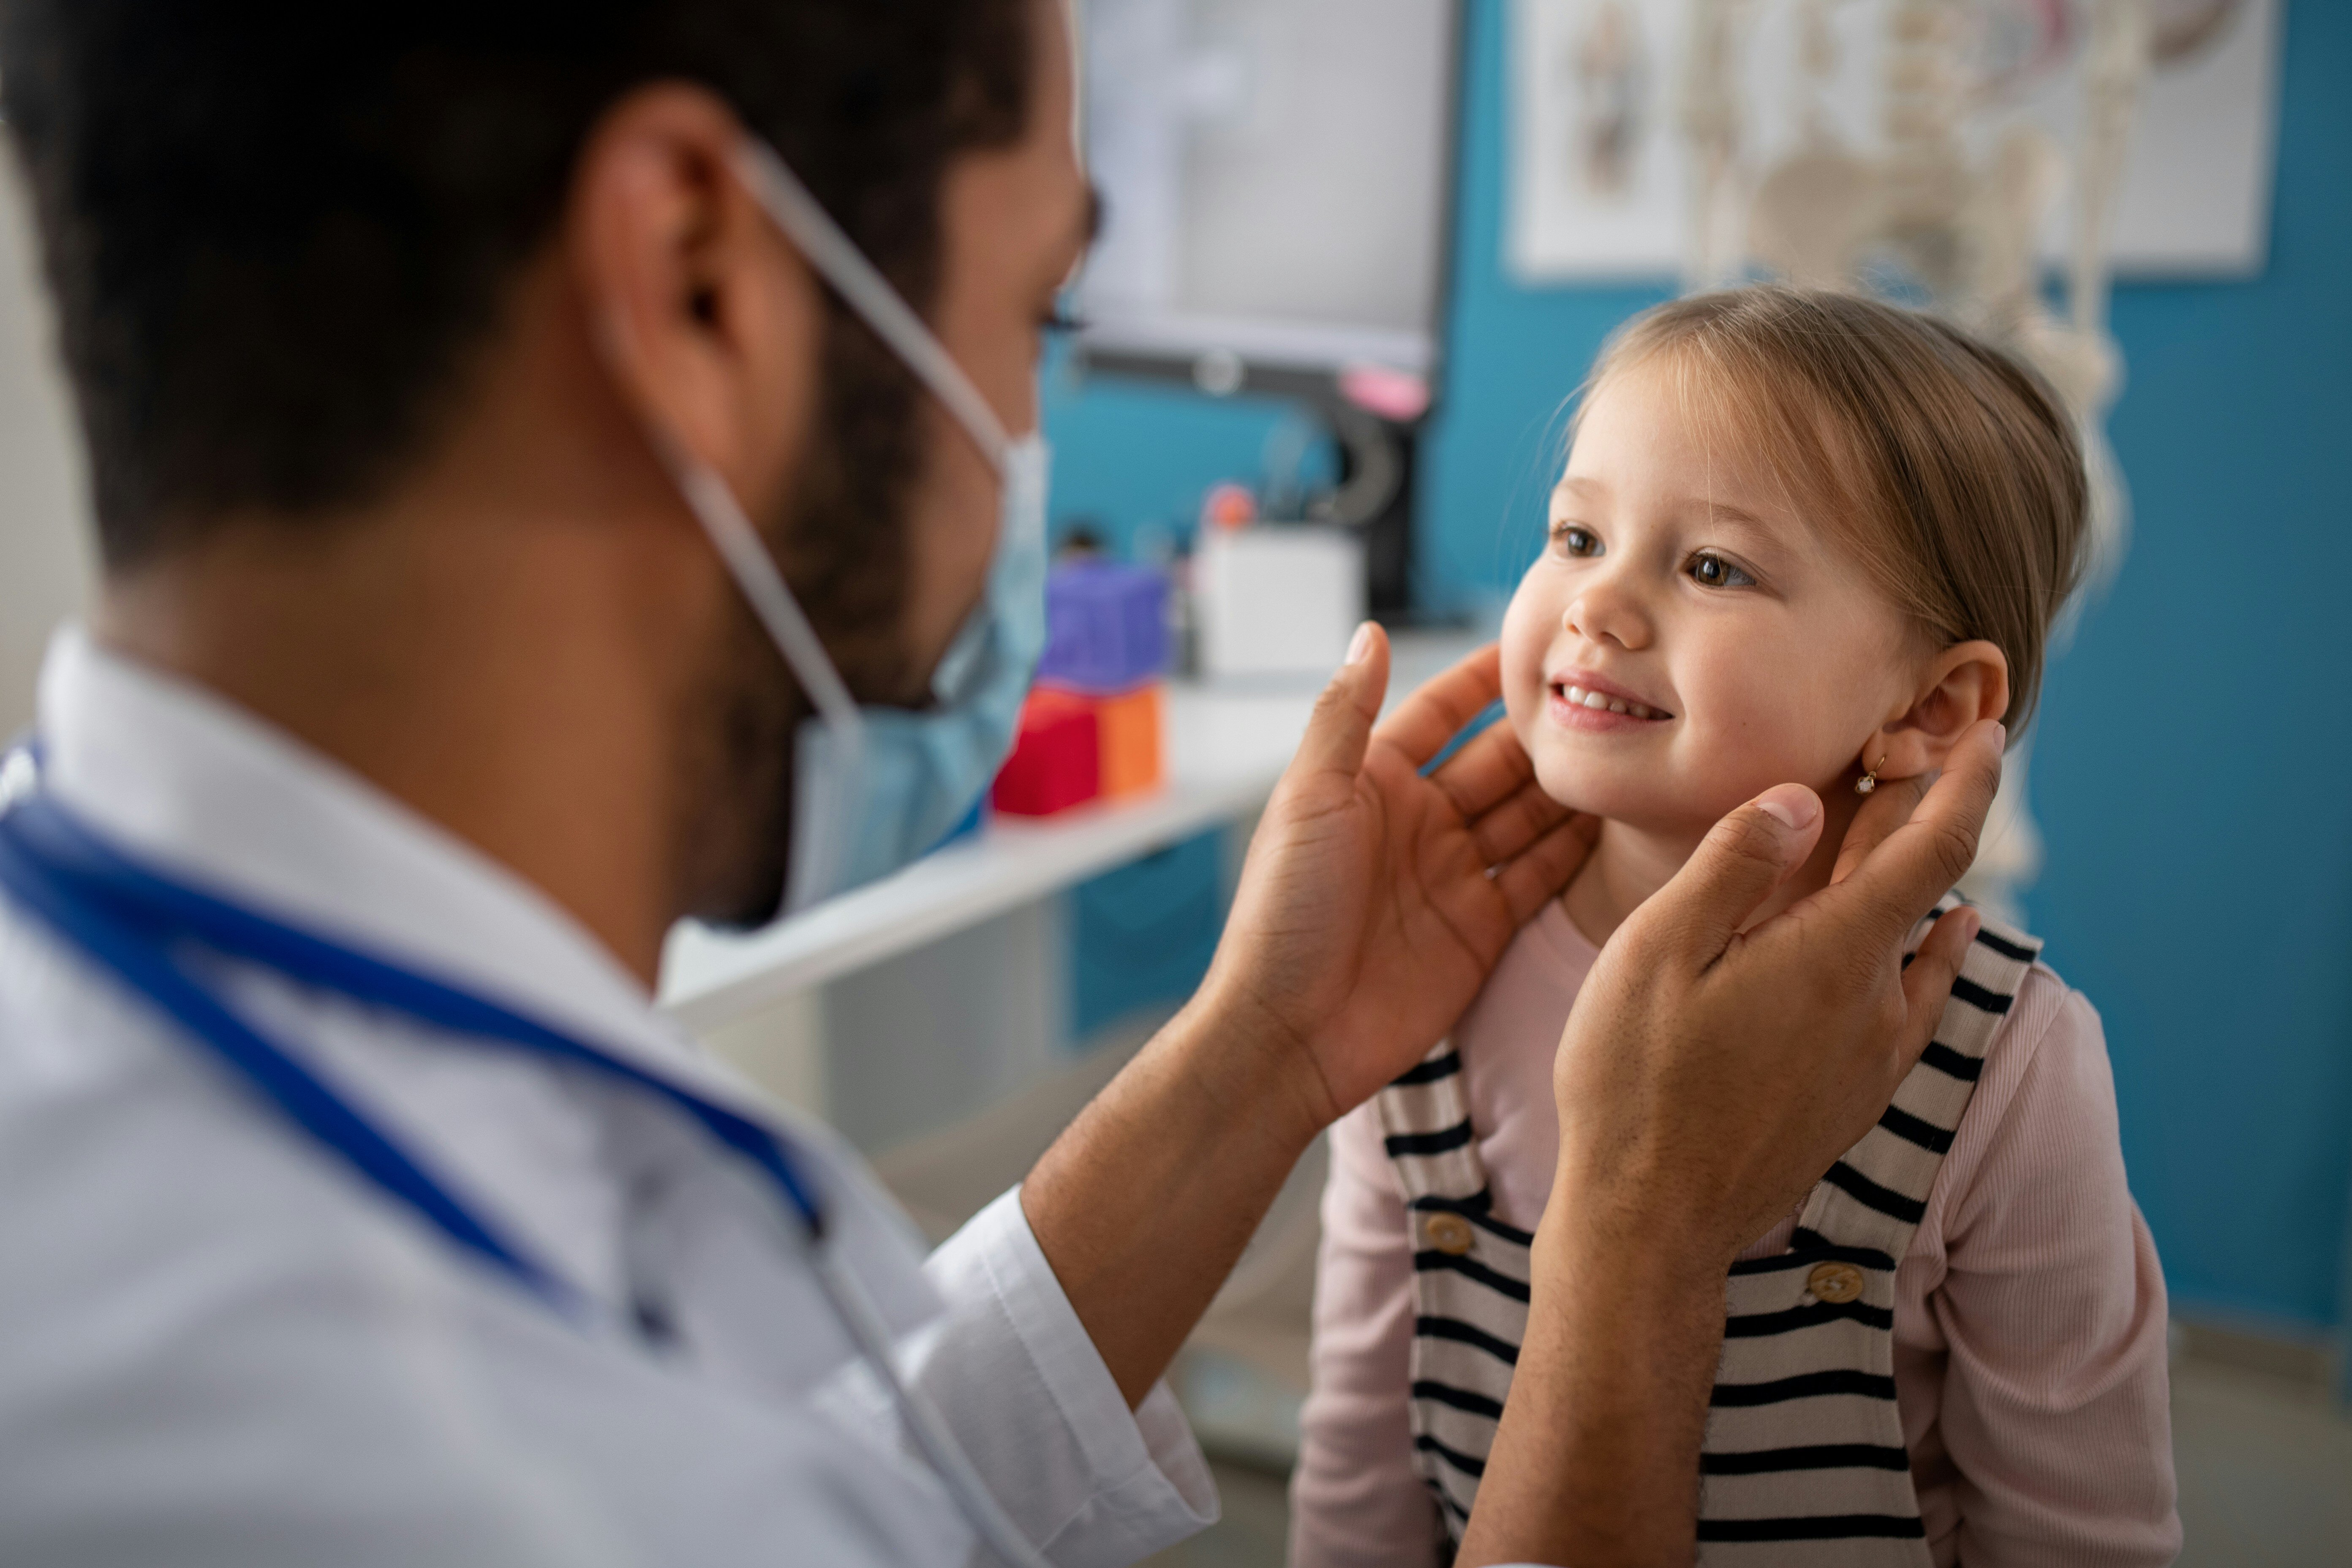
[1197,624,1598,1128]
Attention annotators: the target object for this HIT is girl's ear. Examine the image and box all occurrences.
[1868,640,2009,781]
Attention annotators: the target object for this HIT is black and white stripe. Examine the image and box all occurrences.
[1372,896,2041,1562]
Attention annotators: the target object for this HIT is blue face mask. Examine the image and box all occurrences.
[647,139,1049,916]
[787,434,1048,907]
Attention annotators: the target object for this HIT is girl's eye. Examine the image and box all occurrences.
[1686,551,1756,590]
[1555,525,1603,558]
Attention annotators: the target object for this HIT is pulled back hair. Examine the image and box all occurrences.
[0,0,1034,578]
[1585,286,2088,735]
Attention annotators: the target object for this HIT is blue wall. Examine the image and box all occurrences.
[1046,0,2351,1330]
[1067,828,1225,1042]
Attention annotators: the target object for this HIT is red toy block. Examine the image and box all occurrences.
[992,691,1101,817]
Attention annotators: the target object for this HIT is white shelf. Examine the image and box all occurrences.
[656,631,1486,1032]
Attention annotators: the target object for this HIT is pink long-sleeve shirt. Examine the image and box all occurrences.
[1292,900,2180,1568]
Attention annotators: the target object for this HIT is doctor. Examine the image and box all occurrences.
[0,1,2001,1564]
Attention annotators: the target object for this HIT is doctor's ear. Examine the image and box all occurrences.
[1866,640,2010,782]
[569,83,821,509]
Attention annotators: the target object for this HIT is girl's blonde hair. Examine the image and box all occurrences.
[1584,286,2088,735]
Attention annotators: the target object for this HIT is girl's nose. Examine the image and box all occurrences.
[1565,571,1652,651]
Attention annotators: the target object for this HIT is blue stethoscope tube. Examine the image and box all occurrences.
[0,746,1052,1568]
[1421,697,1510,779]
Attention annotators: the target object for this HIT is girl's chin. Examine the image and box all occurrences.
[1533,776,1685,828]
[1530,761,1763,836]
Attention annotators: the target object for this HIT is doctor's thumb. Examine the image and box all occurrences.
[1289,622,1389,785]
[1650,784,1824,963]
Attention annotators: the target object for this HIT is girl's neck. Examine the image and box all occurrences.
[1562,791,1863,949]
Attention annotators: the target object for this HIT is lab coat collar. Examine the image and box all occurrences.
[34,625,783,1128]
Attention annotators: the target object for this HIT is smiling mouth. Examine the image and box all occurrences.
[1553,682,1671,721]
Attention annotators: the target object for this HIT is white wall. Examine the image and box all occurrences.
[0,164,91,736]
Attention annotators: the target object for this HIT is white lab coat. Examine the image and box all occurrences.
[0,630,1217,1565]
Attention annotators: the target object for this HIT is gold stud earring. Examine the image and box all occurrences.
[1855,754,1889,796]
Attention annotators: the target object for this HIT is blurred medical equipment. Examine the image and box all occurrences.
[1195,521,1368,680]
[1071,0,1464,618]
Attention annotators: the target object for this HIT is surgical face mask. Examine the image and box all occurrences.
[648,139,1051,917]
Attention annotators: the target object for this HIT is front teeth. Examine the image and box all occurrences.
[1562,684,1659,720]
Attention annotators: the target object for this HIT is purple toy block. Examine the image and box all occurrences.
[1036,561,1168,695]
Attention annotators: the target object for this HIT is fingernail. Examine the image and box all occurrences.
[1990,721,2007,750]
[1957,908,1983,944]
[1756,784,1820,832]
[1345,621,1375,666]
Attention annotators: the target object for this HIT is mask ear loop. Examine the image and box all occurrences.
[588,275,871,913]
[664,441,870,913]
[726,136,1051,908]
[588,133,1022,907]
[730,140,1014,473]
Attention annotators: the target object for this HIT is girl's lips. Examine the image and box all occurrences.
[1546,674,1672,732]
[1547,689,1666,732]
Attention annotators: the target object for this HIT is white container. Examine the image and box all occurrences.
[1195,524,1367,680]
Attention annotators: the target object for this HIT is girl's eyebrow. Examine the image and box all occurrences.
[1698,501,1773,530]
[1675,496,1788,537]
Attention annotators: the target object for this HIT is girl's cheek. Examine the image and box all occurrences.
[1701,663,1853,789]
[1681,639,1804,775]
[1497,576,1554,720]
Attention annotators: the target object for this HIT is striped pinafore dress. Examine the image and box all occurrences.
[1374,897,2041,1563]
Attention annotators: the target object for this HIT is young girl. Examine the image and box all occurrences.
[1291,289,2180,1568]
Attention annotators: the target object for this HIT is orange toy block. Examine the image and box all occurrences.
[1091,682,1165,799]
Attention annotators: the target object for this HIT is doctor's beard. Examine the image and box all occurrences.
[673,305,930,930]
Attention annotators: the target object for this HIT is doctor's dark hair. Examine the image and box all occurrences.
[0,0,1035,572]
[1579,286,2089,736]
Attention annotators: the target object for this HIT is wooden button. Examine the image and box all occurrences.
[1423,1213,1475,1256]
[1807,1261,1865,1304]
